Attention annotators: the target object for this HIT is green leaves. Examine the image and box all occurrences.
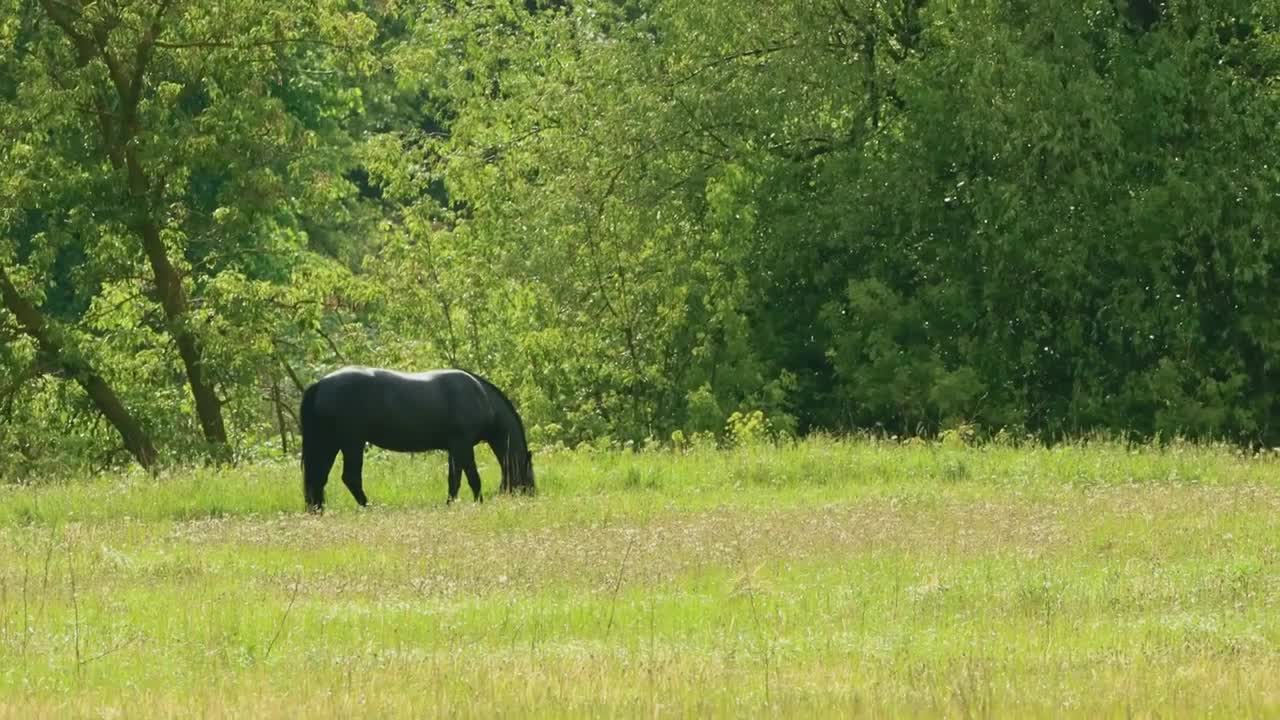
[0,0,384,469]
[4,0,1280,476]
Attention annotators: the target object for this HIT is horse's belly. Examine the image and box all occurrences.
[365,426,452,453]
[367,435,433,453]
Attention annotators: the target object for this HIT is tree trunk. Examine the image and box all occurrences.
[0,268,159,471]
[130,181,229,451]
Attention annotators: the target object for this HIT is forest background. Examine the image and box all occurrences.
[2,0,1278,478]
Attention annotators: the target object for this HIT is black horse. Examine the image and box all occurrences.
[299,367,535,512]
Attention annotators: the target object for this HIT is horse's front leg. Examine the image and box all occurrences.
[461,445,484,503]
[340,442,369,507]
[464,460,484,504]
[449,444,483,503]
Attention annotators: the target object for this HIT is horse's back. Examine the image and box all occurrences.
[321,366,477,388]
[309,367,493,451]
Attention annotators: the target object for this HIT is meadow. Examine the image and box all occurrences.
[0,437,1277,718]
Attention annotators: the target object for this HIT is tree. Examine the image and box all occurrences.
[0,265,157,469]
[33,0,232,450]
[1,0,378,465]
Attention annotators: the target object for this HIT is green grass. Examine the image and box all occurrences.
[0,437,1277,717]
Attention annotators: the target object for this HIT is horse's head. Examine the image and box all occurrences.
[517,449,536,494]
[500,447,536,494]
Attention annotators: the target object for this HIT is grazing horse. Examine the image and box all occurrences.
[299,367,535,512]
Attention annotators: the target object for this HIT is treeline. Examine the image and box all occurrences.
[1,0,1278,477]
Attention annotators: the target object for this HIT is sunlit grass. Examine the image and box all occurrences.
[1,436,1269,525]
[0,438,1277,717]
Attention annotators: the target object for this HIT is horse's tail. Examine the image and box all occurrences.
[299,382,326,510]
[299,383,321,462]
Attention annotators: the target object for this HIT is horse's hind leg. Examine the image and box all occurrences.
[340,442,370,507]
[303,441,338,513]
[446,453,462,504]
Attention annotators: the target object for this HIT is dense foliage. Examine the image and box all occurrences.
[2,0,1278,476]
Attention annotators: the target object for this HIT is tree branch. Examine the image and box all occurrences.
[0,358,50,417]
[672,95,737,157]
[129,0,177,109]
[313,324,348,365]
[85,21,134,110]
[672,40,808,85]
[275,352,306,394]
[0,267,159,470]
[38,0,97,65]
[38,0,126,164]
[153,37,351,51]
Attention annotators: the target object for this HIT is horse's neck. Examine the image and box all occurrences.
[490,429,523,457]
[486,415,524,460]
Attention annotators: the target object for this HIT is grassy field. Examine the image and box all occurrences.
[0,437,1277,718]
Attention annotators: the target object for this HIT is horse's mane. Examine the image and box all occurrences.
[460,369,528,447]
